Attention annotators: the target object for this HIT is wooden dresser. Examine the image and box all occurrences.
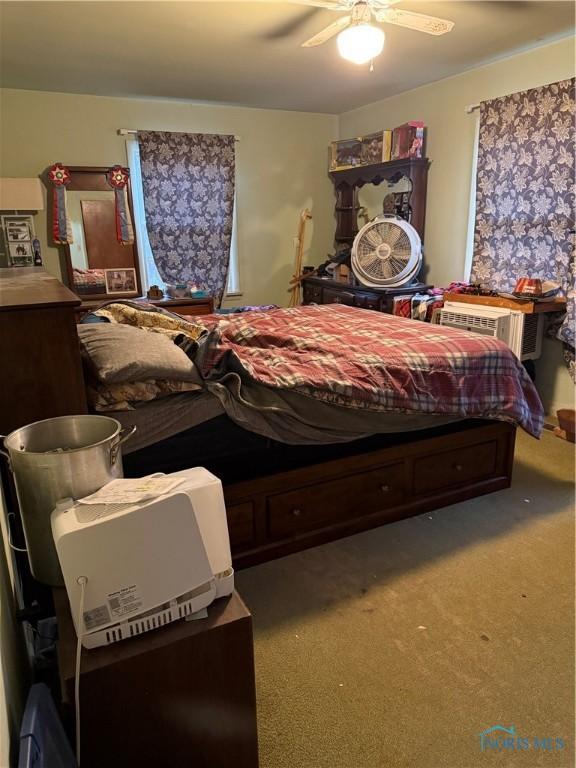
[302,275,431,314]
[0,267,87,435]
[307,156,432,313]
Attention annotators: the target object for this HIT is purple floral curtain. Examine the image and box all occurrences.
[470,78,575,351]
[138,131,235,307]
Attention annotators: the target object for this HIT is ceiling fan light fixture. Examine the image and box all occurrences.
[337,23,384,65]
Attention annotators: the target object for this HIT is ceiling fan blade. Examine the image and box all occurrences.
[366,0,403,7]
[264,7,321,40]
[301,15,351,47]
[293,0,353,9]
[375,8,454,35]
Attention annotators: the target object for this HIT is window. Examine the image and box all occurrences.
[126,139,240,295]
[464,112,480,282]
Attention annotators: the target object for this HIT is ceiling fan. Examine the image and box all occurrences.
[300,0,455,65]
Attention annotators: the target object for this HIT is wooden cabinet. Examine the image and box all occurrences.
[302,275,431,314]
[54,589,259,768]
[303,156,432,310]
[0,267,87,435]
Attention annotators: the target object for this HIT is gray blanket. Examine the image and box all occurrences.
[204,372,458,444]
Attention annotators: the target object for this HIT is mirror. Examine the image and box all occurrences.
[55,166,141,300]
[357,175,413,228]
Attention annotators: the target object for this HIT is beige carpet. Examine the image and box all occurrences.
[236,429,575,768]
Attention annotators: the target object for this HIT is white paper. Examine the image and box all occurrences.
[78,477,185,505]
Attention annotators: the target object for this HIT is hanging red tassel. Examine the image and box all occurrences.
[47,163,72,245]
[106,166,135,245]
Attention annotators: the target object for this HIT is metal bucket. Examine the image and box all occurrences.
[1,415,136,586]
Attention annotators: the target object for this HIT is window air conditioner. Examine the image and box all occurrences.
[436,301,544,361]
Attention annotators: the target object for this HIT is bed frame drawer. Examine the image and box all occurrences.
[413,440,498,495]
[227,502,256,552]
[267,462,405,540]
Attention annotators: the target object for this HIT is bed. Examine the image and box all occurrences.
[77,300,542,568]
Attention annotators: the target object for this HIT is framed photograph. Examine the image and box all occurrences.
[105,268,137,294]
[8,240,34,267]
[2,215,34,243]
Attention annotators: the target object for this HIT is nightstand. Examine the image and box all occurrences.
[145,296,214,316]
[54,589,259,768]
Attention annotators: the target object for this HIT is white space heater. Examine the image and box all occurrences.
[436,301,544,361]
[51,468,234,649]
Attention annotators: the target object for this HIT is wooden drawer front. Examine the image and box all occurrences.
[303,283,322,304]
[413,440,498,495]
[267,463,405,540]
[172,301,213,316]
[227,502,256,551]
[379,297,394,315]
[323,288,355,306]
[354,293,381,311]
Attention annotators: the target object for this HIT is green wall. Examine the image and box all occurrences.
[0,89,338,308]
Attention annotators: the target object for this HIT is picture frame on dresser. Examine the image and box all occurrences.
[2,214,36,267]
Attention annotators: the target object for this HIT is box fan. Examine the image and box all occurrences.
[435,301,544,361]
[351,215,422,288]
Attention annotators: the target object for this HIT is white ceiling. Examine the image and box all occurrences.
[0,1,573,113]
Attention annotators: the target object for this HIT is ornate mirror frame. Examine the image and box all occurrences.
[329,157,431,251]
[50,165,142,302]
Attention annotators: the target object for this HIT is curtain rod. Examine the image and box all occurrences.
[465,103,480,114]
[118,128,240,141]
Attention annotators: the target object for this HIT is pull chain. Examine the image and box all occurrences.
[369,59,374,73]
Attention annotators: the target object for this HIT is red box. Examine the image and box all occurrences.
[391,122,425,160]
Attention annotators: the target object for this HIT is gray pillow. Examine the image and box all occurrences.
[78,324,202,385]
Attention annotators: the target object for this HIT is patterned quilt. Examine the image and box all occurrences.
[195,304,544,437]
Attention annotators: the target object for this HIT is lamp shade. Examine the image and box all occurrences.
[0,178,44,211]
[337,24,385,65]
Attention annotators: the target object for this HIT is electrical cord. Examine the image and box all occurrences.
[75,576,88,767]
[6,513,27,552]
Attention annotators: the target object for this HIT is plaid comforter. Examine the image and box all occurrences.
[196,304,543,437]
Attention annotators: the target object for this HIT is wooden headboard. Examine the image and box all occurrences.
[0,267,87,436]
